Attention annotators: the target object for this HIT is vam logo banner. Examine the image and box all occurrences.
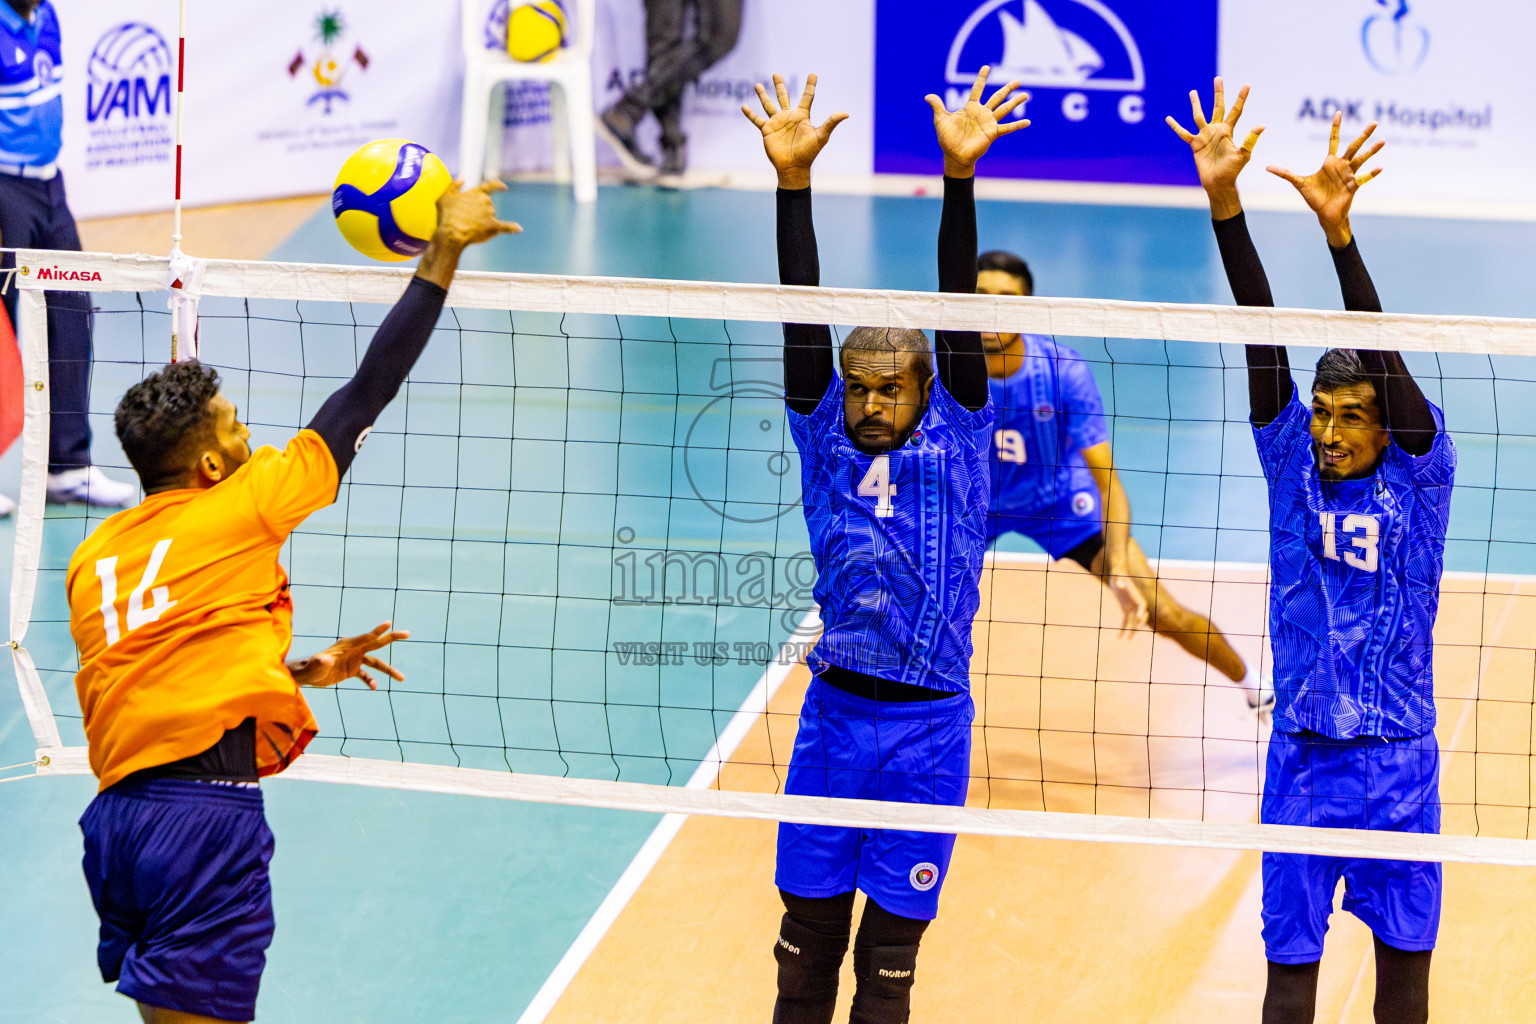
[874,0,1216,186]
[83,22,174,171]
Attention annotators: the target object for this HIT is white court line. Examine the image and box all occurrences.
[511,611,821,1024]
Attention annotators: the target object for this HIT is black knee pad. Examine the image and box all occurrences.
[849,943,921,1024]
[773,900,852,1024]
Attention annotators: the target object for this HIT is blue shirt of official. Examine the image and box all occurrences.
[0,0,64,167]
[1256,384,1455,739]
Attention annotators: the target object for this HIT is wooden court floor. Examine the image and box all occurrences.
[544,556,1536,1024]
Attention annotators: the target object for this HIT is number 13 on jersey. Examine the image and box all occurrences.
[1320,512,1379,572]
[857,455,898,518]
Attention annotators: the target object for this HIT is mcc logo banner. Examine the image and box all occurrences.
[873,0,1218,186]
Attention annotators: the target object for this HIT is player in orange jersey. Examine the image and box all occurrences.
[69,179,520,1024]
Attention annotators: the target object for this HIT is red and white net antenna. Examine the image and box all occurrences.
[168,0,204,363]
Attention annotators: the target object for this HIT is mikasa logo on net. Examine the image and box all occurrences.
[25,266,103,283]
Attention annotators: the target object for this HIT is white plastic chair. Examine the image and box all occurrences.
[459,0,598,203]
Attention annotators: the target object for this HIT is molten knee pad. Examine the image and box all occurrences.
[849,943,921,1024]
[773,913,850,1024]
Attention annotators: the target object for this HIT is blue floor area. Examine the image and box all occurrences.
[6,182,1536,1021]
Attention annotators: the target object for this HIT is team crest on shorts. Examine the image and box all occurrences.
[1033,402,1055,422]
[910,862,939,891]
[1072,491,1095,517]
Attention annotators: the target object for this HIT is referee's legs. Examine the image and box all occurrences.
[42,174,94,473]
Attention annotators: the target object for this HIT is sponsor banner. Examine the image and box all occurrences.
[1219,0,1536,207]
[179,4,461,210]
[54,0,179,220]
[56,2,461,220]
[873,0,1218,186]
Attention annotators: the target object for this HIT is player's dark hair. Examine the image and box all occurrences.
[115,360,223,485]
[978,250,1034,295]
[1313,349,1372,396]
[840,327,934,383]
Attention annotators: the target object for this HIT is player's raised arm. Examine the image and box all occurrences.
[1170,77,1291,427]
[743,72,847,416]
[305,180,521,476]
[1270,116,1437,455]
[927,66,1028,412]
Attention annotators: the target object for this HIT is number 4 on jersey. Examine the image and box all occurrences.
[857,455,898,518]
[95,539,178,647]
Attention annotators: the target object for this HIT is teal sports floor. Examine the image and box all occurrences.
[4,182,1536,1021]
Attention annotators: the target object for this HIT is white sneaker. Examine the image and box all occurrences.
[0,493,13,517]
[47,467,137,507]
[1245,676,1276,714]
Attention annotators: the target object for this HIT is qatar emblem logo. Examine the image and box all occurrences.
[910,862,939,891]
[288,9,370,114]
[1362,0,1429,76]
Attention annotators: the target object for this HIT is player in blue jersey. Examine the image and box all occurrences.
[1172,79,1451,1024]
[742,67,1025,1024]
[974,249,1253,696]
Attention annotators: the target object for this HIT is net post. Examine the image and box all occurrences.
[7,286,62,751]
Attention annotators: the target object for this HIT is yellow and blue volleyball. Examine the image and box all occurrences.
[507,1,567,63]
[332,139,451,262]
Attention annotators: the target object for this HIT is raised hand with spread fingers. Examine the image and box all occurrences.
[925,65,1030,178]
[741,72,848,191]
[1267,113,1385,247]
[1166,76,1264,220]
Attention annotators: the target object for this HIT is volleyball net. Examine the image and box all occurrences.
[9,249,1536,865]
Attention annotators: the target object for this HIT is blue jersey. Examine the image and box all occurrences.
[987,335,1109,517]
[0,0,64,168]
[789,375,992,693]
[1256,386,1455,739]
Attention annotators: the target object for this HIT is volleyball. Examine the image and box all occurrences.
[506,1,567,63]
[331,139,451,262]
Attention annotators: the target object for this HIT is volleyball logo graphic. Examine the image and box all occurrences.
[332,139,451,262]
[910,862,939,891]
[1072,491,1095,517]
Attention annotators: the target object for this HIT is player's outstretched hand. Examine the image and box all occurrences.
[1105,570,1151,635]
[742,72,848,190]
[927,66,1029,179]
[288,621,410,690]
[434,179,523,249]
[1267,113,1383,247]
[1167,77,1264,200]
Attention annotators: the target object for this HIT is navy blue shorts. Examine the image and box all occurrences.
[777,677,973,920]
[80,778,275,1021]
[1261,730,1441,963]
[986,493,1103,563]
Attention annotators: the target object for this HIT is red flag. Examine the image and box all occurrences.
[0,303,26,458]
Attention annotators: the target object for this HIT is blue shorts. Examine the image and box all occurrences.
[777,677,973,920]
[987,491,1102,562]
[1261,730,1441,963]
[81,778,275,1021]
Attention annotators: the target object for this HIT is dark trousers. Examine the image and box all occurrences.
[620,0,744,146]
[0,171,93,472]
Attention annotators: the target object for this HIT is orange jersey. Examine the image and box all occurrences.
[69,430,339,791]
